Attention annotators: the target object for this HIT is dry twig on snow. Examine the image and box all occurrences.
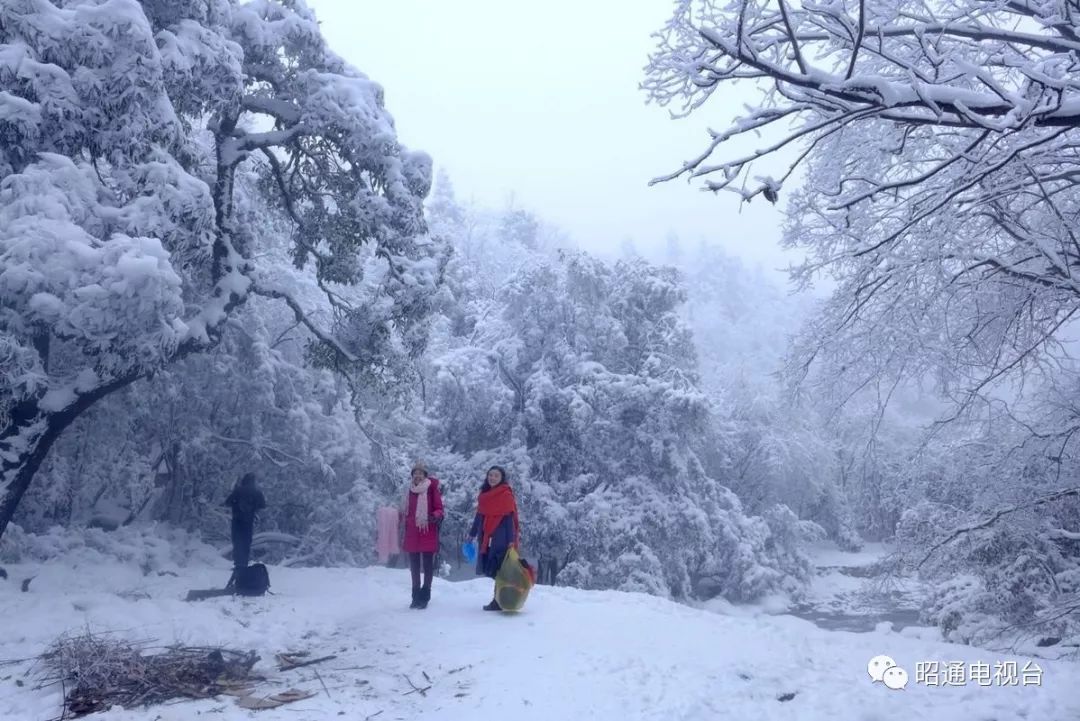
[40,631,259,717]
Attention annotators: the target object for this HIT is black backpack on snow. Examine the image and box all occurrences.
[229,563,270,596]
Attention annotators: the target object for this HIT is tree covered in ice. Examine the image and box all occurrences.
[417,192,814,600]
[646,0,1080,636]
[647,0,1080,406]
[4,157,819,598]
[664,243,862,548]
[893,378,1080,643]
[0,0,439,539]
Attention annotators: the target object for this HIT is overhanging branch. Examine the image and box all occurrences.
[917,487,1080,569]
[251,283,358,364]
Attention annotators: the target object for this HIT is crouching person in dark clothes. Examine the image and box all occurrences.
[225,473,266,569]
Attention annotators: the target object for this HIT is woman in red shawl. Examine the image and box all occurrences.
[401,461,444,609]
[466,465,519,611]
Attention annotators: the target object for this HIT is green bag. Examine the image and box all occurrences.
[494,547,536,612]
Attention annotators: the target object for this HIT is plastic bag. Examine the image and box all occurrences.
[494,547,536,612]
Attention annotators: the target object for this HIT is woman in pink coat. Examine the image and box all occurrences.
[401,461,445,609]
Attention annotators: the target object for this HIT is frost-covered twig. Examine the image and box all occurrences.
[210,435,306,466]
[647,0,1080,205]
[917,487,1080,569]
[251,284,358,364]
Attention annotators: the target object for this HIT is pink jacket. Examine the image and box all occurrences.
[376,506,401,563]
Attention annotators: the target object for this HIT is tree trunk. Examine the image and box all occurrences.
[0,372,142,541]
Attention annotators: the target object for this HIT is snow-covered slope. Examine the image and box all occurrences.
[1,558,1078,720]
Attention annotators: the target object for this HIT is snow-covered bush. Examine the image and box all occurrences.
[899,497,1080,645]
[0,523,221,571]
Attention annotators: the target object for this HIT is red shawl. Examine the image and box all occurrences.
[478,483,519,551]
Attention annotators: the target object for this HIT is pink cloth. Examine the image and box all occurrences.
[402,477,445,554]
[376,506,401,563]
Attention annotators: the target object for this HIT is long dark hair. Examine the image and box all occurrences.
[480,465,508,492]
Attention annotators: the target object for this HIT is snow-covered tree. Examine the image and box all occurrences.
[890,376,1080,642]
[646,0,1080,634]
[423,241,813,600]
[0,0,437,539]
[655,243,857,547]
[646,0,1080,420]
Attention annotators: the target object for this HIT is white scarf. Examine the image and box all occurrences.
[408,477,432,532]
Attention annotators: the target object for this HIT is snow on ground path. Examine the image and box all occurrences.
[2,561,1079,721]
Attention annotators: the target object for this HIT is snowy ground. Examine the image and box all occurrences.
[2,544,1080,721]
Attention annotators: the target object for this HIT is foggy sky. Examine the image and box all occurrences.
[307,0,799,275]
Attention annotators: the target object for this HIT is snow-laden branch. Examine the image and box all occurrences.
[650,0,1080,427]
[210,434,307,466]
[647,0,1080,199]
[240,96,301,124]
[766,21,1080,55]
[917,487,1080,569]
[220,125,308,166]
[250,284,358,365]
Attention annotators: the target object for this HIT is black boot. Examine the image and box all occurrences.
[483,597,501,611]
[417,586,430,609]
[409,588,421,609]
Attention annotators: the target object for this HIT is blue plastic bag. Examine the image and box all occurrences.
[462,540,477,563]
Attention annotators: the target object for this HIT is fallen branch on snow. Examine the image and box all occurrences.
[40,631,260,717]
[402,673,431,697]
[276,652,338,671]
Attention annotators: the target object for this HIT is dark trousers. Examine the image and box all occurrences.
[409,552,434,589]
[232,518,254,569]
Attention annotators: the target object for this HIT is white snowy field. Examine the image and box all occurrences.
[2,547,1079,721]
